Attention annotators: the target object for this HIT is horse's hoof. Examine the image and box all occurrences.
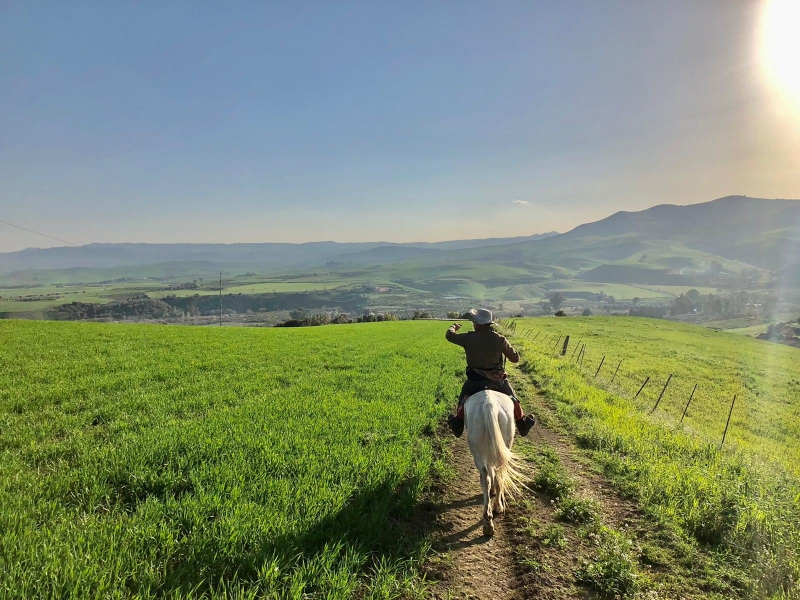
[483,521,495,537]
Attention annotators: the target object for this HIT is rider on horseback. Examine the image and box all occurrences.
[446,308,536,438]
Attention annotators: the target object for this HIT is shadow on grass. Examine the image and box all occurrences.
[156,475,435,596]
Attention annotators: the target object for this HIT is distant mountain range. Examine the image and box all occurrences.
[1,196,799,288]
[0,233,558,273]
[560,195,800,268]
[448,195,800,273]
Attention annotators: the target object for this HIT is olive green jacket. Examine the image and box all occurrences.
[446,325,520,371]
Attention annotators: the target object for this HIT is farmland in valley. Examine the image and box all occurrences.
[0,320,462,598]
[502,317,800,598]
[3,197,798,323]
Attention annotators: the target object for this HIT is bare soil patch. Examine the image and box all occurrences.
[426,429,527,599]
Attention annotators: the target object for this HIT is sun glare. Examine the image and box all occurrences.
[761,0,800,104]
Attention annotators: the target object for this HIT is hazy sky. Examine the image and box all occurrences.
[2,1,799,252]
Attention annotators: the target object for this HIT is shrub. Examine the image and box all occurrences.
[541,523,568,549]
[556,495,599,524]
[532,463,574,498]
[576,526,642,598]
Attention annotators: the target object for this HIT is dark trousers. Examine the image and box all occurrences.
[457,369,517,405]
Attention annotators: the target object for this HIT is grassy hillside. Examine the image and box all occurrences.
[0,262,239,286]
[0,320,462,598]
[506,317,800,472]
[503,317,800,598]
[0,293,114,313]
[558,196,800,269]
[5,197,798,300]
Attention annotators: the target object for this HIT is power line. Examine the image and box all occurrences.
[0,219,79,247]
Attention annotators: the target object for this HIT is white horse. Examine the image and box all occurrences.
[464,389,523,537]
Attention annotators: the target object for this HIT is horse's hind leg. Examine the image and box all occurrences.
[493,478,507,515]
[481,467,495,537]
[490,473,504,514]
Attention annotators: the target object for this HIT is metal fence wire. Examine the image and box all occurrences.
[499,319,741,448]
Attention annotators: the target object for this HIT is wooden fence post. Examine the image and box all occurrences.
[721,395,737,447]
[595,355,606,378]
[561,335,570,356]
[650,374,673,412]
[610,359,622,383]
[680,384,697,423]
[634,376,650,399]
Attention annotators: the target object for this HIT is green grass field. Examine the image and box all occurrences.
[0,320,462,598]
[539,280,668,299]
[503,317,800,598]
[648,285,721,296]
[148,281,343,298]
[0,282,169,315]
[0,282,166,297]
[726,323,771,336]
[0,293,114,314]
[617,243,758,273]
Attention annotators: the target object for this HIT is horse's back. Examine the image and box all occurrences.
[464,390,516,467]
[464,390,515,431]
[462,391,522,535]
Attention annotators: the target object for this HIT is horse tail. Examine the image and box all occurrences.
[482,399,524,498]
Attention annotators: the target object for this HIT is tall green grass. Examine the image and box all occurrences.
[507,317,800,476]
[0,320,462,598]
[504,317,800,599]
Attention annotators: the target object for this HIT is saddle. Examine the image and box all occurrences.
[468,367,507,382]
[457,385,523,421]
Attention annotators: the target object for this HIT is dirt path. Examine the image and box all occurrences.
[425,410,636,600]
[426,391,707,599]
[428,430,528,600]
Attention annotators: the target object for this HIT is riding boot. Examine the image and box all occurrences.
[516,414,536,437]
[447,414,464,438]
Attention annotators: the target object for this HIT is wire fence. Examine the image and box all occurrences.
[500,319,741,448]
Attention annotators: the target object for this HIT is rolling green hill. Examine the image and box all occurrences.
[446,196,798,274]
[2,196,797,315]
[0,234,560,275]
[311,196,798,302]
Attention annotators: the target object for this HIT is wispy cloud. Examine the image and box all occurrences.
[512,200,529,206]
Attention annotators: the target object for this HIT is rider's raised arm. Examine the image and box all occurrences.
[502,337,520,363]
[446,324,467,346]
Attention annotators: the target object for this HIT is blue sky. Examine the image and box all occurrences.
[1,1,799,252]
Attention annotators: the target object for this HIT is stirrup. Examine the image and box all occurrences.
[448,414,464,438]
[516,415,535,437]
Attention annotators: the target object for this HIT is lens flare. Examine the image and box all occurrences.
[761,0,800,104]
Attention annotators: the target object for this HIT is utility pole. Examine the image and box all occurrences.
[219,273,222,326]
